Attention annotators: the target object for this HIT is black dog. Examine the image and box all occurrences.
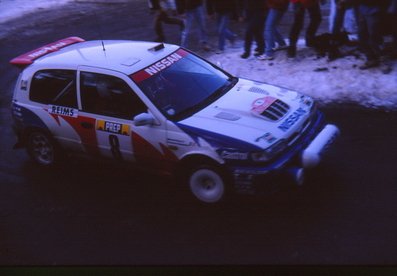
[312,32,353,61]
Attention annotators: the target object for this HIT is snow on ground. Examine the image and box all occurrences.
[207,39,397,110]
[0,0,72,23]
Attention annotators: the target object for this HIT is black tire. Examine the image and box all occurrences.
[26,131,61,166]
[186,164,228,203]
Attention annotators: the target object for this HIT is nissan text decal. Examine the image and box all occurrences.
[28,42,68,59]
[131,49,187,83]
[278,107,307,132]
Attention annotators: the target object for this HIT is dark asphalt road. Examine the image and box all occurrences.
[0,0,397,266]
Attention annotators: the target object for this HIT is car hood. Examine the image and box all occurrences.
[177,78,315,150]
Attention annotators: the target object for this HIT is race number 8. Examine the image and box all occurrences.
[109,135,123,161]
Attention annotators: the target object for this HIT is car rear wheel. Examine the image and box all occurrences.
[187,165,227,203]
[26,131,60,166]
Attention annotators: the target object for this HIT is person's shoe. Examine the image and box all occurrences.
[359,59,379,70]
[215,49,224,54]
[305,37,315,47]
[254,51,264,57]
[240,52,250,59]
[202,43,211,51]
[229,34,238,47]
[272,44,288,51]
[287,46,296,58]
[257,54,274,60]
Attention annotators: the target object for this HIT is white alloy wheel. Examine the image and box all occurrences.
[27,132,56,166]
[189,168,225,203]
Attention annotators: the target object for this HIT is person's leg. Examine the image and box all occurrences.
[365,12,382,61]
[253,12,266,55]
[264,9,279,57]
[242,16,255,58]
[154,11,167,41]
[306,2,322,46]
[332,5,346,34]
[217,13,228,51]
[194,5,209,47]
[273,9,287,47]
[288,3,305,56]
[329,0,336,32]
[162,13,184,28]
[358,10,380,68]
[181,11,193,48]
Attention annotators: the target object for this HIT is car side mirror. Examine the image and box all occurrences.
[133,113,155,126]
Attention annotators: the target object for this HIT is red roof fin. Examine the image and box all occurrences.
[9,36,85,68]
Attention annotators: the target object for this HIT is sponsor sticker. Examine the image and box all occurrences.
[96,120,130,136]
[48,105,78,118]
[251,96,276,115]
[131,49,188,83]
[219,150,249,160]
[255,132,277,143]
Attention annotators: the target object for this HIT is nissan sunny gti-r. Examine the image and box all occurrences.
[10,37,339,203]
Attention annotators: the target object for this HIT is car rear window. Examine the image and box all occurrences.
[30,70,77,108]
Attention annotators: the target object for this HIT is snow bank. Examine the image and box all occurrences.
[207,41,397,110]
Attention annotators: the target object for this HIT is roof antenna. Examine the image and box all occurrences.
[93,10,106,53]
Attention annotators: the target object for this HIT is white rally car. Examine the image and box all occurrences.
[10,37,339,203]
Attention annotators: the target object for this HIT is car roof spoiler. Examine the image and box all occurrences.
[9,36,85,68]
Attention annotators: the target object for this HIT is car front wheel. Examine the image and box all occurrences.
[187,165,227,203]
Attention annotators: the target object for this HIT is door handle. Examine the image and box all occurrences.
[81,121,94,129]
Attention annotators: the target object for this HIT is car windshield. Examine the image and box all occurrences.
[131,49,237,121]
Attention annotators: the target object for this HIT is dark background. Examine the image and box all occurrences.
[0,0,397,266]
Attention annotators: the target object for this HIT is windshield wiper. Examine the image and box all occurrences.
[174,77,238,121]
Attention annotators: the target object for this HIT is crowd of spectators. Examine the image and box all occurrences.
[148,0,397,70]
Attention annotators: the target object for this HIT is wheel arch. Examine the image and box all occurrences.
[21,126,55,147]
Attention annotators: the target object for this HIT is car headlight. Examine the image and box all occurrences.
[250,139,287,162]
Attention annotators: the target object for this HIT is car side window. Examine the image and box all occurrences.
[80,72,147,120]
[30,70,77,108]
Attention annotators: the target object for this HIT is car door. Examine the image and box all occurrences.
[77,68,171,169]
[27,69,85,152]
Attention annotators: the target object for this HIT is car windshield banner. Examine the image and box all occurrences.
[131,49,188,83]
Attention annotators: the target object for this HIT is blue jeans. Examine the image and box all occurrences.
[265,8,287,56]
[330,0,359,35]
[181,5,207,48]
[217,13,235,51]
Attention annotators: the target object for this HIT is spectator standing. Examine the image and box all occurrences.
[207,0,238,54]
[287,0,323,58]
[240,0,268,59]
[329,0,359,36]
[387,0,397,57]
[258,0,289,60]
[176,0,210,50]
[148,0,184,42]
[357,0,390,69]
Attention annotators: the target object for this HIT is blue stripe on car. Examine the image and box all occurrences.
[176,123,262,151]
[12,103,49,132]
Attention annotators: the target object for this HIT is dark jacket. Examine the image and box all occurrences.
[357,0,390,8]
[207,0,239,15]
[290,0,321,8]
[243,0,267,13]
[267,0,289,10]
[176,0,203,14]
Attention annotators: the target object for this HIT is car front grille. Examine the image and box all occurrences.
[260,99,290,121]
